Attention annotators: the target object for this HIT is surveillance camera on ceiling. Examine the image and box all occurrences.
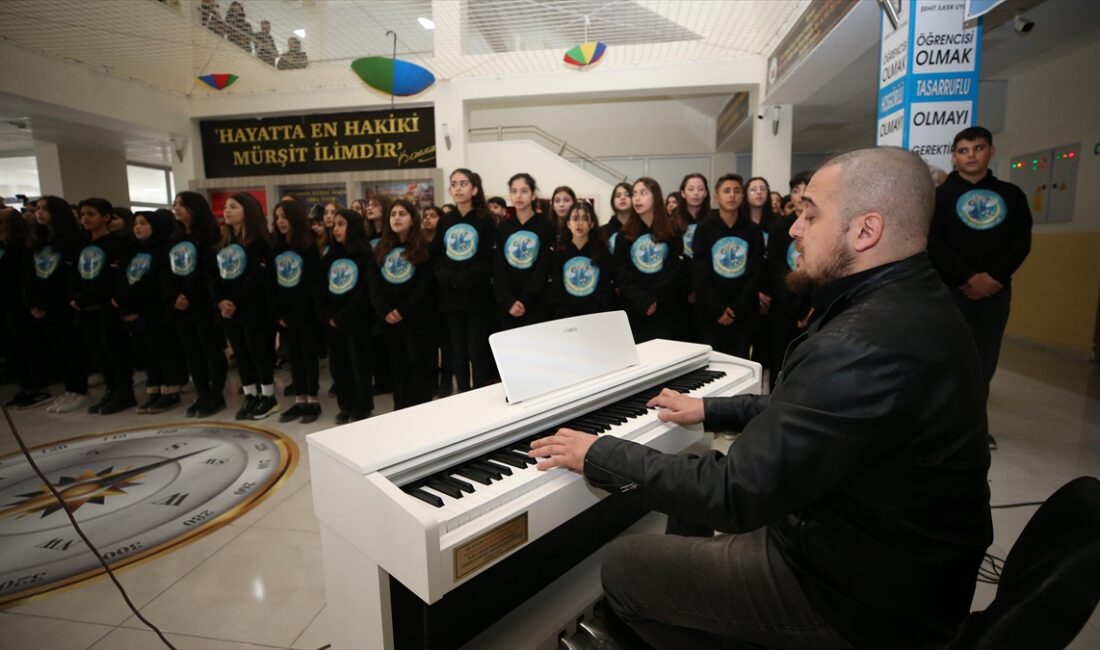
[1014,13,1035,34]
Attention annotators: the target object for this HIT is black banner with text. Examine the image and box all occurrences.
[199,107,436,179]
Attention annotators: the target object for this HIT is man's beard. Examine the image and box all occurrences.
[785,235,854,294]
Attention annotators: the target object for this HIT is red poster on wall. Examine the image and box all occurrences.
[209,188,267,224]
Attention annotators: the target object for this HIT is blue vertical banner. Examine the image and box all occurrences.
[876,0,982,172]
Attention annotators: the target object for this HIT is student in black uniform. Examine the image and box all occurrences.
[486,196,508,227]
[746,176,779,372]
[364,195,392,397]
[30,197,88,413]
[321,208,374,423]
[550,186,577,235]
[422,205,453,397]
[766,194,812,392]
[551,202,615,318]
[494,173,556,329]
[212,193,277,421]
[74,197,136,415]
[673,173,711,342]
[612,177,682,343]
[692,174,764,358]
[365,195,389,250]
[369,199,435,410]
[167,192,228,417]
[115,209,183,413]
[272,199,323,424]
[1,207,51,408]
[664,193,680,219]
[432,168,495,391]
[603,182,633,256]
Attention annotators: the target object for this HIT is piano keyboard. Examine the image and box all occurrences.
[400,368,727,532]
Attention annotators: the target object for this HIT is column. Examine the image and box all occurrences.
[34,140,131,206]
[432,0,467,178]
[751,95,793,192]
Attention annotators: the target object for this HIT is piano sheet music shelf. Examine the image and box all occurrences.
[309,335,761,649]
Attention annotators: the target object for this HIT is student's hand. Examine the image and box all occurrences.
[30,308,46,320]
[385,310,402,325]
[965,273,1002,299]
[529,428,598,473]
[718,308,735,326]
[175,294,190,311]
[646,302,657,316]
[123,314,139,322]
[218,300,236,318]
[278,319,288,328]
[328,318,337,328]
[647,388,704,425]
[69,300,80,311]
[509,301,525,318]
[759,292,771,315]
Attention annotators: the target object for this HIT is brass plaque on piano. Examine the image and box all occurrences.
[454,513,529,580]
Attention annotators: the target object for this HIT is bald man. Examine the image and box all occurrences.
[530,147,992,649]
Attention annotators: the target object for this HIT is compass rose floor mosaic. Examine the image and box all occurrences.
[0,341,1098,649]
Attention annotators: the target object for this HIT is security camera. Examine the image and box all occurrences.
[1014,13,1034,34]
[756,113,765,120]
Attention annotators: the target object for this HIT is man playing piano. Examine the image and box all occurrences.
[531,146,992,649]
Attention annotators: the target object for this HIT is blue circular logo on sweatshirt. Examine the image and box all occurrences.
[608,232,618,255]
[563,256,599,297]
[328,258,358,295]
[711,236,748,279]
[216,244,246,280]
[504,231,540,270]
[786,241,801,271]
[629,234,668,275]
[126,253,153,285]
[34,247,60,280]
[444,223,478,262]
[169,241,197,277]
[682,223,697,259]
[275,251,303,288]
[78,245,106,281]
[382,247,414,284]
[956,190,1007,231]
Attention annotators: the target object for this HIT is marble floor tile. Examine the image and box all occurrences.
[251,486,319,534]
[290,604,328,650]
[0,612,113,650]
[89,626,280,650]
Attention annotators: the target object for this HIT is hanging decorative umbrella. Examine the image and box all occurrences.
[351,56,435,96]
[197,73,239,90]
[563,41,606,68]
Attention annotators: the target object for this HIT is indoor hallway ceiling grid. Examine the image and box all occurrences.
[0,0,806,97]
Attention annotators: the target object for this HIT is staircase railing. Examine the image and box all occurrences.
[468,125,631,183]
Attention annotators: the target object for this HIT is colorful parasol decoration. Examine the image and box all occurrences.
[197,73,239,90]
[563,41,607,68]
[351,56,435,96]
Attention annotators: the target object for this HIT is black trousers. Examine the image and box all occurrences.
[698,318,752,359]
[446,308,491,391]
[282,321,320,397]
[383,320,435,410]
[628,301,680,344]
[220,308,275,389]
[953,287,1012,385]
[127,317,185,390]
[436,312,453,387]
[4,307,49,392]
[175,311,228,398]
[328,322,374,415]
[81,308,133,392]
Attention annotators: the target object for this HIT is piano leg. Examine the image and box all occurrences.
[319,522,394,650]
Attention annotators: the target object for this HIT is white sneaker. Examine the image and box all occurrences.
[47,392,72,413]
[56,393,88,414]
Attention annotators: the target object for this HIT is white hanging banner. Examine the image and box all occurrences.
[876,0,982,172]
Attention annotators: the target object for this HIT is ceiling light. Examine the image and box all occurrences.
[293,29,306,39]
[417,17,435,30]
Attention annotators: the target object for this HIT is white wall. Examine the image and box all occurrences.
[467,140,614,222]
[994,38,1100,233]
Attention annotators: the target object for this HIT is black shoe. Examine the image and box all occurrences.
[195,394,226,418]
[3,391,25,408]
[186,397,202,417]
[350,410,372,422]
[274,358,291,372]
[335,411,350,425]
[250,395,279,420]
[147,393,181,414]
[15,390,52,409]
[300,403,321,424]
[434,384,453,398]
[87,390,115,414]
[99,392,137,415]
[283,382,295,396]
[988,434,998,450]
[328,384,337,398]
[278,403,304,423]
[137,395,161,414]
[235,395,257,420]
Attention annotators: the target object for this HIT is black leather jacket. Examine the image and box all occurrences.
[584,253,993,648]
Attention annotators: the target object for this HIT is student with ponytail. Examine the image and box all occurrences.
[494,172,555,328]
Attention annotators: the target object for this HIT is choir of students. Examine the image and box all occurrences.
[2,168,810,422]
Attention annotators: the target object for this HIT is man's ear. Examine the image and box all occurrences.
[851,212,884,252]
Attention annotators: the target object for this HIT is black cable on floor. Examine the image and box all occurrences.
[991,501,1044,509]
[1,405,178,650]
[977,552,1005,585]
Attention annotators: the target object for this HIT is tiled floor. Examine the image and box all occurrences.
[0,339,1097,650]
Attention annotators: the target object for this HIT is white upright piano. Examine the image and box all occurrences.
[309,313,761,649]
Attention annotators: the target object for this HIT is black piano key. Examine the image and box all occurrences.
[426,479,464,499]
[503,449,539,465]
[489,451,528,469]
[471,460,511,477]
[589,414,625,426]
[453,467,494,485]
[405,487,444,508]
[467,461,504,480]
[436,475,475,493]
[507,446,540,463]
[563,422,599,435]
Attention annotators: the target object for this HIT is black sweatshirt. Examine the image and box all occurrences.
[0,241,29,315]
[493,212,556,319]
[72,232,126,310]
[431,208,495,312]
[208,238,273,314]
[928,170,1032,287]
[115,240,172,322]
[368,245,435,324]
[273,244,321,326]
[26,241,76,315]
[611,221,682,317]
[162,232,218,320]
[549,239,616,318]
[767,214,812,324]
[318,244,372,328]
[692,213,764,327]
